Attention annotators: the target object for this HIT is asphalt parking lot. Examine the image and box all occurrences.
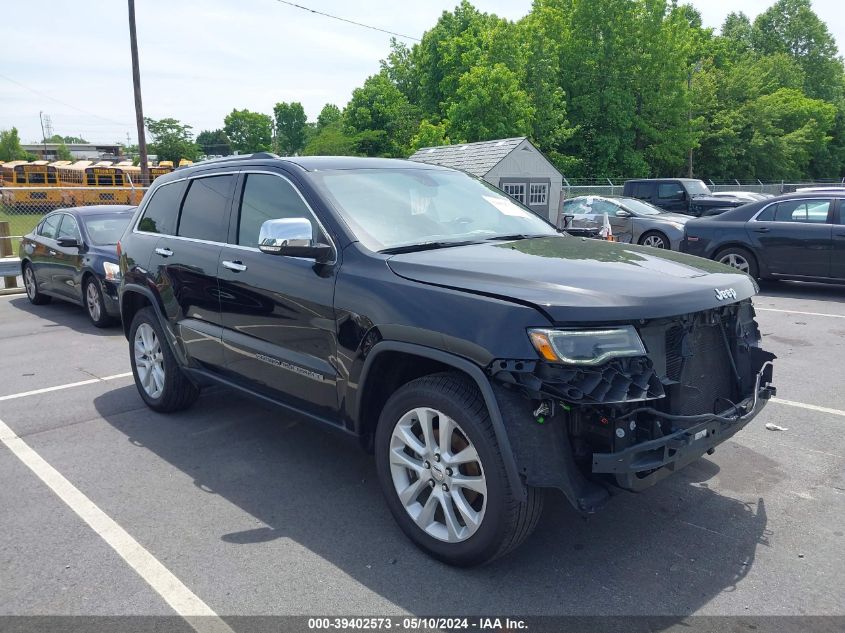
[1,282,843,626]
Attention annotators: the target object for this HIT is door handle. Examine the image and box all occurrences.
[154,247,173,258]
[222,260,247,272]
[753,227,771,233]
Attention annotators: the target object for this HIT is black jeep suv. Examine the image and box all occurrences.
[623,178,744,216]
[118,154,775,566]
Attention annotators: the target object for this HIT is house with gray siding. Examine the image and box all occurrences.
[408,137,563,220]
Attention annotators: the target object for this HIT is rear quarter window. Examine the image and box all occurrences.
[137,181,185,235]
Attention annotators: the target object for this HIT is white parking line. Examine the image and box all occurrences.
[757,307,845,319]
[0,372,133,402]
[0,416,234,633]
[771,397,845,418]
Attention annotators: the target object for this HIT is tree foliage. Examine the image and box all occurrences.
[0,128,30,161]
[223,109,273,154]
[273,101,308,155]
[144,117,200,163]
[196,129,231,156]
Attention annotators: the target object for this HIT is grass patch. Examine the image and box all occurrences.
[0,207,47,255]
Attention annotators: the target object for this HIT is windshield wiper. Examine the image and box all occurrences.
[379,240,480,255]
[484,233,551,241]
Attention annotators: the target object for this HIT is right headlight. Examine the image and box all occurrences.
[528,326,647,365]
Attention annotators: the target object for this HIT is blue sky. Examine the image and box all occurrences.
[1,0,842,145]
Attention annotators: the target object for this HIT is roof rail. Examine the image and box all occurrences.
[189,152,280,167]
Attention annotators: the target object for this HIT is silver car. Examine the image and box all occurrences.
[561,195,690,250]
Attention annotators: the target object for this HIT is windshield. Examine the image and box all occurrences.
[618,198,664,215]
[82,213,132,245]
[686,180,712,196]
[310,168,557,251]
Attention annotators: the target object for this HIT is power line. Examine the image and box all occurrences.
[0,72,132,128]
[271,0,420,41]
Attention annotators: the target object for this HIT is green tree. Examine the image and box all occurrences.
[316,104,343,130]
[344,71,419,156]
[410,119,451,151]
[196,129,231,156]
[751,0,844,101]
[56,142,73,161]
[446,64,534,141]
[144,117,200,163]
[273,101,308,155]
[223,109,273,153]
[0,128,29,161]
[303,122,357,156]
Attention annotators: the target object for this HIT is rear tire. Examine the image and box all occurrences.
[374,372,544,566]
[23,263,51,305]
[715,246,759,278]
[129,307,199,412]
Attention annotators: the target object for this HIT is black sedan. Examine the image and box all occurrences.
[19,205,135,326]
[681,193,844,283]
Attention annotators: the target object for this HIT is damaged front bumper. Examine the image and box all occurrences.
[592,361,776,491]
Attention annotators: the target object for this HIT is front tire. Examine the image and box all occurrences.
[84,276,112,328]
[639,230,669,249]
[129,307,199,412]
[374,373,544,566]
[23,263,51,305]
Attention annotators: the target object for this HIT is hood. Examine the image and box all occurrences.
[692,195,742,207]
[386,236,756,322]
[85,243,119,262]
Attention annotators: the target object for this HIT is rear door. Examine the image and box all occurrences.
[51,213,85,302]
[26,213,62,293]
[148,173,235,370]
[217,170,340,420]
[748,198,833,278]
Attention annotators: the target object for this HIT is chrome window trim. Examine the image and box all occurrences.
[133,168,338,265]
[749,197,837,225]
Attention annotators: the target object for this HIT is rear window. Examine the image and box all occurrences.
[177,175,234,243]
[39,215,61,239]
[82,213,133,245]
[757,199,831,223]
[138,182,184,235]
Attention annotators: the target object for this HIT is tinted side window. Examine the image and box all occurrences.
[237,174,314,247]
[773,199,831,223]
[39,215,61,239]
[57,215,80,239]
[138,182,183,235]
[178,175,234,242]
[658,183,684,199]
[756,203,776,221]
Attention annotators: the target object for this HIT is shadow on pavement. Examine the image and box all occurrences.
[757,280,845,304]
[94,385,771,618]
[6,296,121,337]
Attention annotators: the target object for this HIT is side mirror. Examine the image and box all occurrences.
[57,237,81,249]
[674,190,687,201]
[258,218,332,262]
[615,209,632,218]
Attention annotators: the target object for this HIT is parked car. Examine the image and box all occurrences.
[681,193,845,283]
[561,195,690,250]
[711,191,772,203]
[19,205,135,326]
[794,186,845,194]
[623,178,744,216]
[118,155,776,566]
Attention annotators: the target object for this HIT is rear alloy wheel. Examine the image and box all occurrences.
[129,307,199,412]
[84,277,112,327]
[639,231,669,249]
[375,373,544,566]
[716,246,759,278]
[23,264,51,305]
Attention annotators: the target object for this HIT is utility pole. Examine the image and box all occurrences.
[39,112,48,159]
[128,0,149,185]
[687,70,693,178]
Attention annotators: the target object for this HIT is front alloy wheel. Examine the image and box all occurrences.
[719,251,750,273]
[641,232,668,249]
[389,407,487,543]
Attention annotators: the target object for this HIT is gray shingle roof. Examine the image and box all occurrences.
[408,137,526,177]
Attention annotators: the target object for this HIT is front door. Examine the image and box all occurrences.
[51,213,84,301]
[749,198,833,278]
[217,171,340,421]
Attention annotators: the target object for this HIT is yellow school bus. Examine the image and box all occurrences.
[0,161,63,208]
